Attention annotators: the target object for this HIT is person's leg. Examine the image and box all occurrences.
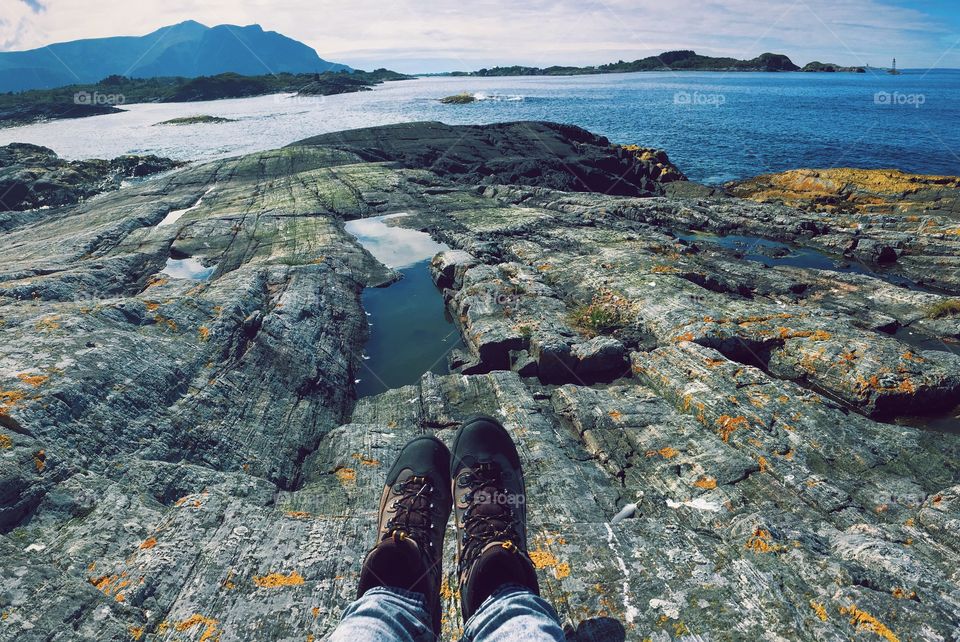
[330,435,453,641]
[329,586,433,642]
[450,415,565,642]
[462,585,565,642]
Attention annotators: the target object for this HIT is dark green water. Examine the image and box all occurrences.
[345,215,464,398]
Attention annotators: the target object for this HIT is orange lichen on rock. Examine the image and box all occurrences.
[129,626,145,640]
[33,449,46,472]
[777,327,832,341]
[608,410,623,421]
[175,614,220,642]
[745,528,783,554]
[0,390,26,415]
[693,476,717,489]
[198,326,211,342]
[651,264,678,274]
[285,511,311,519]
[334,467,357,484]
[646,446,679,459]
[139,537,157,550]
[253,571,305,588]
[311,606,321,619]
[757,456,769,473]
[554,562,571,579]
[16,373,49,387]
[839,604,899,642]
[528,548,559,570]
[673,331,696,342]
[351,453,381,467]
[809,601,829,622]
[35,315,61,332]
[146,276,169,288]
[891,587,916,600]
[716,415,748,442]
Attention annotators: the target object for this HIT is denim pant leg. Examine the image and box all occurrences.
[462,585,566,642]
[329,587,435,642]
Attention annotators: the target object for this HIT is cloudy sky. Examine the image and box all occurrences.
[2,0,959,73]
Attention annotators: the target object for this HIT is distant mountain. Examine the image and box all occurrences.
[456,50,803,77]
[0,21,350,92]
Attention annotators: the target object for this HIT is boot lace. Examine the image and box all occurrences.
[458,462,522,574]
[385,476,437,549]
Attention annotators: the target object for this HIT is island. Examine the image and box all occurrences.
[0,68,411,128]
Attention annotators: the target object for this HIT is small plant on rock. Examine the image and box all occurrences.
[927,299,960,319]
[570,288,634,337]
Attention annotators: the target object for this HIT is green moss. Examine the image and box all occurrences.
[927,299,960,319]
[570,289,634,336]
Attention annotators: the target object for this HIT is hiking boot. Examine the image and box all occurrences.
[450,415,539,620]
[357,435,452,636]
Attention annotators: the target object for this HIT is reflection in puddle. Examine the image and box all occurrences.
[161,257,216,280]
[345,214,464,398]
[345,214,448,269]
[157,186,216,227]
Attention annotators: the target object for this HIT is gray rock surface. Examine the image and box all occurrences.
[1,122,959,641]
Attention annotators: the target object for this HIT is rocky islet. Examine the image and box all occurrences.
[0,122,959,641]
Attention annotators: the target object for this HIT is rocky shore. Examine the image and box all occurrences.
[1,122,959,641]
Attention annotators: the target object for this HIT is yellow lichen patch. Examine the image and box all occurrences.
[745,528,784,554]
[0,434,11,449]
[839,604,899,642]
[311,606,321,619]
[334,467,357,485]
[16,373,49,387]
[146,276,168,288]
[139,537,157,550]
[651,264,678,274]
[198,326,211,342]
[646,446,679,459]
[693,476,717,489]
[704,358,726,368]
[0,390,26,416]
[33,449,46,472]
[716,415,748,442]
[285,511,311,519]
[175,614,220,642]
[777,327,832,341]
[529,548,559,570]
[903,518,915,527]
[351,453,381,467]
[554,562,571,579]
[891,587,916,600]
[608,410,623,422]
[218,570,236,591]
[145,301,160,312]
[673,331,696,343]
[34,315,61,332]
[809,601,829,622]
[758,456,769,473]
[253,571,305,588]
[155,316,179,332]
[129,625,145,640]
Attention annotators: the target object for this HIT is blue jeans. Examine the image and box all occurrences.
[329,584,566,642]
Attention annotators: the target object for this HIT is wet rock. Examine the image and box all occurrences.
[0,143,181,213]
[2,122,960,641]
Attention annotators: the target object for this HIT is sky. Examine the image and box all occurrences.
[2,0,960,73]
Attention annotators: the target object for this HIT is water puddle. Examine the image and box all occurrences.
[894,405,960,435]
[161,257,216,280]
[157,186,215,227]
[893,327,959,354]
[676,231,930,292]
[345,214,464,398]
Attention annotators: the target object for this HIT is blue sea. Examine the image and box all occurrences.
[1,69,958,183]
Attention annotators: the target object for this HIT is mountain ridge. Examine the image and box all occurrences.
[0,21,350,92]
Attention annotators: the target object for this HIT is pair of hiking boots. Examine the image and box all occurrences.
[356,415,540,635]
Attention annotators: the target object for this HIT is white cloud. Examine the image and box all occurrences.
[0,0,953,72]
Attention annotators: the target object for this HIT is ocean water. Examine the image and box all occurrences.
[2,69,959,183]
